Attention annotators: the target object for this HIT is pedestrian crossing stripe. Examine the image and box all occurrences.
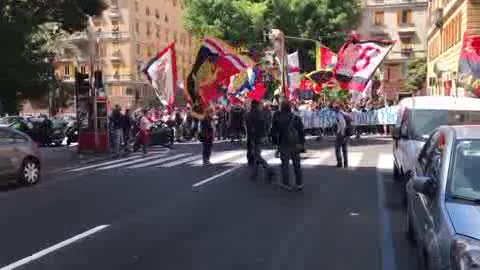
[65,150,394,172]
[159,155,203,168]
[97,153,167,170]
[126,153,189,169]
[190,150,245,166]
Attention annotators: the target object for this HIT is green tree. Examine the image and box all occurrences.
[401,58,427,94]
[0,0,107,114]
[182,0,361,71]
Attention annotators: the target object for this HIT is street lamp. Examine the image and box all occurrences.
[45,52,56,117]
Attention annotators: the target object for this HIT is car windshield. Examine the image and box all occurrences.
[448,140,480,201]
[409,110,480,140]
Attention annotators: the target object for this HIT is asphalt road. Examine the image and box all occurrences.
[0,137,421,270]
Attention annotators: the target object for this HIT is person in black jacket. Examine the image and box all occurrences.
[246,100,275,182]
[199,109,214,165]
[271,100,305,191]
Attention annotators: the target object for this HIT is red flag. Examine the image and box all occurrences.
[459,32,480,83]
[247,83,267,101]
[335,37,394,92]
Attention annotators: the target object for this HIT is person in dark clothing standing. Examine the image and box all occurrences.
[246,100,275,182]
[109,105,124,155]
[123,109,133,151]
[271,100,305,191]
[333,102,350,168]
[199,109,214,165]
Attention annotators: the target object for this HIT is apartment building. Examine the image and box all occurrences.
[426,0,480,96]
[357,0,428,100]
[54,0,195,109]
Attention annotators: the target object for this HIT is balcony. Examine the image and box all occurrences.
[110,50,123,62]
[97,31,129,42]
[401,44,414,57]
[366,0,427,6]
[104,73,135,82]
[67,31,88,43]
[109,7,121,19]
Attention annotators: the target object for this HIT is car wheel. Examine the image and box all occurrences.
[20,158,40,185]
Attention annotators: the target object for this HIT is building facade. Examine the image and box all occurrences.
[357,0,428,100]
[54,0,195,110]
[426,0,480,96]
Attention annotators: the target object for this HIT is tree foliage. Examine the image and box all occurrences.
[182,0,361,71]
[0,0,107,114]
[401,58,427,94]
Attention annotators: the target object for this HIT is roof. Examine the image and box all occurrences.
[449,125,480,140]
[399,96,480,111]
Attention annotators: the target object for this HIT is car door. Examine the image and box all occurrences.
[0,129,16,178]
[412,134,442,246]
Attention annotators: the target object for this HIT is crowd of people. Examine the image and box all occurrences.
[106,96,395,192]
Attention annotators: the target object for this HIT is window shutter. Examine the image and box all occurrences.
[397,10,401,25]
[407,10,412,24]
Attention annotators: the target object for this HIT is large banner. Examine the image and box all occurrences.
[297,106,398,129]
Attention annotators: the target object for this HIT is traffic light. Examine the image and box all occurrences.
[94,70,103,90]
[75,71,91,96]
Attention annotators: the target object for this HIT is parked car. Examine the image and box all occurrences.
[149,121,174,146]
[392,96,480,182]
[0,127,41,185]
[406,125,480,270]
[0,116,24,127]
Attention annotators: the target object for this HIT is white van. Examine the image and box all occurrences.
[392,96,480,181]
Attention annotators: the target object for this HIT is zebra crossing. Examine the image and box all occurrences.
[66,148,393,173]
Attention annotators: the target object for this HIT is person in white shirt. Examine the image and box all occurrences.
[334,102,349,168]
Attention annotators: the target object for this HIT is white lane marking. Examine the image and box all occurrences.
[126,153,189,169]
[192,166,243,187]
[349,152,364,168]
[159,155,202,167]
[302,152,331,166]
[97,153,167,170]
[230,150,275,165]
[0,225,109,270]
[190,150,244,166]
[377,153,393,170]
[376,154,397,270]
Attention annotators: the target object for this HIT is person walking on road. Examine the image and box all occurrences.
[246,100,275,182]
[271,100,305,191]
[123,109,133,152]
[133,109,151,155]
[110,105,124,155]
[333,102,351,168]
[199,109,214,166]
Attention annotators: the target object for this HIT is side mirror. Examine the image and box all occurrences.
[392,127,400,140]
[413,176,433,195]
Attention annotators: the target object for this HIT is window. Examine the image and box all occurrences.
[134,1,139,12]
[397,9,412,25]
[448,140,480,201]
[137,44,141,55]
[374,11,384,25]
[164,14,169,23]
[146,6,150,16]
[146,22,151,36]
[165,29,170,42]
[155,9,160,19]
[135,21,140,34]
[64,65,70,76]
[111,0,118,7]
[173,31,178,42]
[156,26,161,38]
[126,88,134,96]
[100,45,106,57]
[80,65,86,74]
[173,0,177,6]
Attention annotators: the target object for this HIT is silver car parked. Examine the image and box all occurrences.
[0,127,41,185]
[406,125,480,270]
